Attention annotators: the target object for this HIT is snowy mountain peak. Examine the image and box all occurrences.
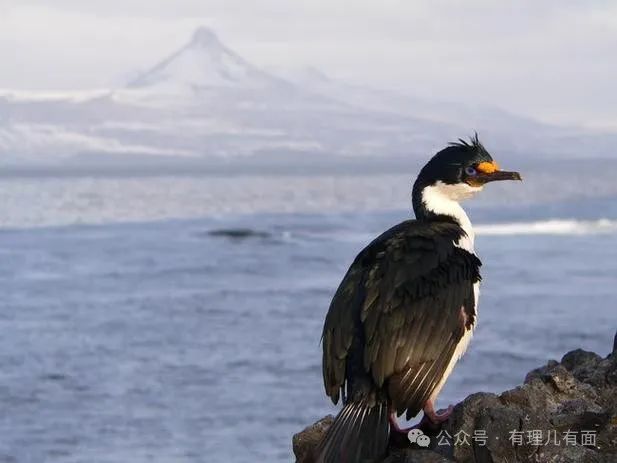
[126,27,277,92]
[189,27,223,49]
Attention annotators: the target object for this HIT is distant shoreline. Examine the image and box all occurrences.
[0,155,601,179]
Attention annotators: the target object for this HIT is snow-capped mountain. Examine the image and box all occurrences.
[127,27,283,92]
[0,27,614,167]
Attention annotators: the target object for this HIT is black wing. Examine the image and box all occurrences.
[321,261,364,404]
[322,220,481,417]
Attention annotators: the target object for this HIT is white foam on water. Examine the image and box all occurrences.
[476,219,617,236]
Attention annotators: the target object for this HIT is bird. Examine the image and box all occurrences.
[317,135,521,463]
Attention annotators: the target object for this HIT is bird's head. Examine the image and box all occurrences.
[413,134,522,221]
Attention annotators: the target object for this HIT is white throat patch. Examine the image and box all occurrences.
[421,181,482,250]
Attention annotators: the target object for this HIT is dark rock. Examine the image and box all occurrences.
[524,359,559,384]
[294,338,617,462]
[607,355,617,386]
[383,449,454,462]
[561,350,607,388]
[561,349,602,371]
[292,415,334,463]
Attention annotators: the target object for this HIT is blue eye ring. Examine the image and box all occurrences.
[465,166,477,176]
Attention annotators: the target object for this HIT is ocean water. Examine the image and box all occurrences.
[1,173,616,463]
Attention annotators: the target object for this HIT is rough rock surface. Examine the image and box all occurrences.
[293,335,617,463]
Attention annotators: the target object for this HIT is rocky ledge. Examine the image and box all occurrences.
[294,333,617,463]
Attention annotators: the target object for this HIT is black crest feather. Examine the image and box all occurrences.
[448,132,488,155]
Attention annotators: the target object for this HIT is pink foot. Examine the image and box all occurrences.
[389,412,420,434]
[423,401,453,425]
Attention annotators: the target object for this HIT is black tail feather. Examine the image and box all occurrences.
[316,399,389,463]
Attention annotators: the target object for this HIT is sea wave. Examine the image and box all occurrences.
[475,219,617,236]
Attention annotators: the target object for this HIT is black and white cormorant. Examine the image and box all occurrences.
[317,135,521,463]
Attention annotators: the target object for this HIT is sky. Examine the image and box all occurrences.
[1,0,616,128]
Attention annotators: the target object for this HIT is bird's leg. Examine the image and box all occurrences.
[423,400,454,425]
[389,412,419,434]
[388,412,438,434]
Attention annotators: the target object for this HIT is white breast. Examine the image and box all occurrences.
[421,181,481,252]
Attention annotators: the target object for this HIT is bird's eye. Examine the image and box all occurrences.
[465,166,477,176]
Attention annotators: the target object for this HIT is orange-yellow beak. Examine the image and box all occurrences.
[476,161,522,183]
